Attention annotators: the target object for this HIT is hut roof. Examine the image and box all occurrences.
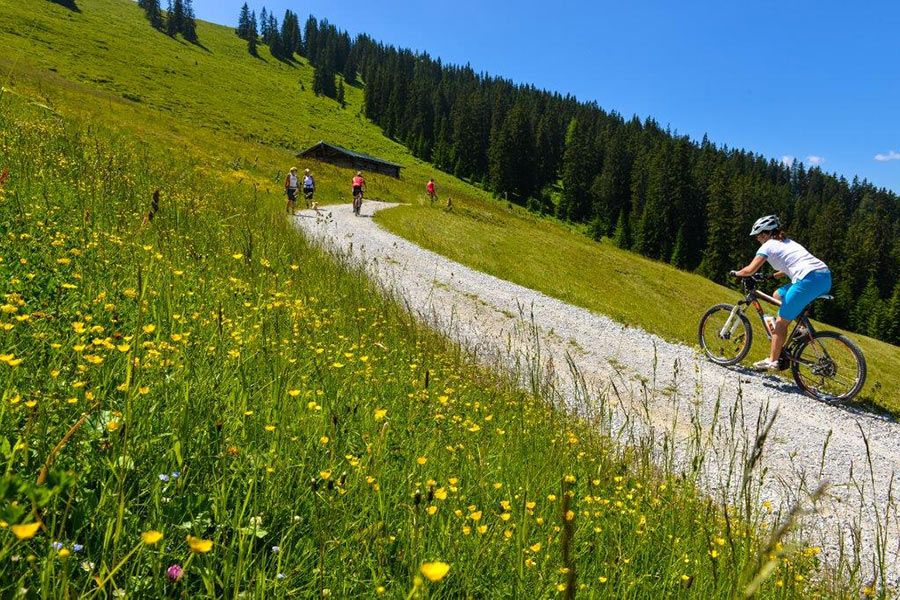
[297,141,402,169]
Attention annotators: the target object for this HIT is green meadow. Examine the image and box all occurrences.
[0,0,886,596]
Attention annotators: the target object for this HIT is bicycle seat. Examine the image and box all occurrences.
[815,295,834,302]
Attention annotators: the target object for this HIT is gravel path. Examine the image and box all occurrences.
[294,202,900,588]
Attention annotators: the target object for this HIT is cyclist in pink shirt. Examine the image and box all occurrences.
[352,172,365,197]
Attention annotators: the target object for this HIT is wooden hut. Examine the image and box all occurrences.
[297,141,402,178]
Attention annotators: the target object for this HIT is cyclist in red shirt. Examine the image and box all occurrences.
[351,172,366,216]
[352,172,365,197]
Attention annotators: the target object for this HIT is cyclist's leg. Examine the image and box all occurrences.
[772,272,830,361]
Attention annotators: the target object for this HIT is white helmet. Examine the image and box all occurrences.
[749,214,780,237]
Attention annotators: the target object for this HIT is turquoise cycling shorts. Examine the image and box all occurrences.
[776,270,832,321]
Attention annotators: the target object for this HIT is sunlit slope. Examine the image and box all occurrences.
[0,0,483,205]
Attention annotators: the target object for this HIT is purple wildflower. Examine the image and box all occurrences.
[166,564,184,582]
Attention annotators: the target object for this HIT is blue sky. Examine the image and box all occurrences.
[192,0,900,193]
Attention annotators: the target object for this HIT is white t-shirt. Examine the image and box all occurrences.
[756,238,828,283]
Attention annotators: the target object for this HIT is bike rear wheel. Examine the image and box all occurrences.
[698,303,753,366]
[790,331,866,401]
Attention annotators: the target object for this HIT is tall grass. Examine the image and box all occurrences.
[0,82,848,597]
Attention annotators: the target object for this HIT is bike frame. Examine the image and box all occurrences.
[718,283,823,367]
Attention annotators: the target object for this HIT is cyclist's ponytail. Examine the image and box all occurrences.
[771,228,787,241]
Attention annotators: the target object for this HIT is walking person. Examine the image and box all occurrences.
[731,215,832,371]
[426,178,437,203]
[284,167,299,215]
[302,169,315,209]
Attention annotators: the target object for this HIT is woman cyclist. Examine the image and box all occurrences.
[731,215,831,371]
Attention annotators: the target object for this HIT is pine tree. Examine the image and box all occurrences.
[265,14,283,58]
[342,49,358,84]
[165,0,177,36]
[487,103,534,203]
[336,79,346,107]
[591,133,629,236]
[558,116,594,221]
[885,282,900,344]
[312,63,336,98]
[259,8,268,37]
[236,3,251,39]
[139,0,164,29]
[280,10,300,58]
[181,0,198,42]
[613,210,631,249]
[304,16,319,63]
[247,11,258,56]
[670,227,689,269]
[851,277,882,337]
[698,165,733,282]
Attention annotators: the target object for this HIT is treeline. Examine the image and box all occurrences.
[219,9,900,344]
[138,0,198,42]
[345,36,900,344]
[234,5,349,106]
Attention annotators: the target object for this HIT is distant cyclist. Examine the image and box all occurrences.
[426,178,436,202]
[351,171,365,215]
[352,171,365,198]
[731,215,831,371]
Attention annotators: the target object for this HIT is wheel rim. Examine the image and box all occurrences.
[702,308,748,363]
[794,336,862,399]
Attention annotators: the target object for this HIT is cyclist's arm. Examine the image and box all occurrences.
[733,255,767,277]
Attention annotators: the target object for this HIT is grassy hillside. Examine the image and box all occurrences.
[0,0,487,208]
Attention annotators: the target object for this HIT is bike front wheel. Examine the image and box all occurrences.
[698,303,753,366]
[790,331,867,401]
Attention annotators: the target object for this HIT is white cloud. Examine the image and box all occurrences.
[806,155,825,166]
[874,150,900,162]
[781,155,795,167]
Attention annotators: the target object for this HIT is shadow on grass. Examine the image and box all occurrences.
[48,0,80,12]
[181,38,211,53]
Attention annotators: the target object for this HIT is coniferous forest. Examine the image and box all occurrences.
[240,7,900,345]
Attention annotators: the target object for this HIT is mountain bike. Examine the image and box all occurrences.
[352,189,363,216]
[698,273,867,402]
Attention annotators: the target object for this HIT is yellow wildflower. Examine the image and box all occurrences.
[420,561,450,582]
[11,522,41,540]
[141,530,164,545]
[186,535,213,553]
